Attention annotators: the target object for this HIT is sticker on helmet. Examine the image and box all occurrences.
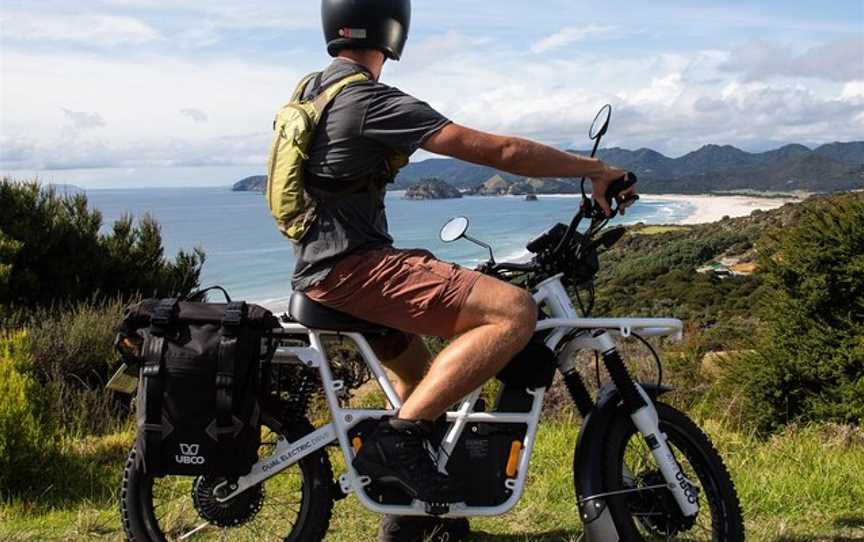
[339,28,368,39]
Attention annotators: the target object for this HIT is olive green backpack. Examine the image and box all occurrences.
[265,72,369,241]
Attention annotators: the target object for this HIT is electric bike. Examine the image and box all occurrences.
[120,106,744,541]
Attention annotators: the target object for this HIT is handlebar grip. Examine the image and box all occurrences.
[604,172,638,206]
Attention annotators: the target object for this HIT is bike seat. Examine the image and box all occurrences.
[288,291,395,334]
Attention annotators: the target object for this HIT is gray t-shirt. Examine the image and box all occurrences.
[291,59,450,290]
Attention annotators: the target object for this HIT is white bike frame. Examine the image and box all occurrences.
[217,273,695,519]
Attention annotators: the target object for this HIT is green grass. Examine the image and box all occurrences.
[632,225,692,236]
[1,419,862,541]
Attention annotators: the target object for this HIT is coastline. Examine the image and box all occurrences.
[524,192,799,225]
[639,193,799,224]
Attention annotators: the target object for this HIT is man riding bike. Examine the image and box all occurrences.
[286,0,637,539]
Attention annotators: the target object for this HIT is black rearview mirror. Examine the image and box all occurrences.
[589,104,612,141]
[440,216,469,243]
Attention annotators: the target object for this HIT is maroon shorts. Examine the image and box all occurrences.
[304,248,482,339]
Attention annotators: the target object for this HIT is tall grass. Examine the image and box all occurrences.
[0,299,133,505]
[1,420,861,541]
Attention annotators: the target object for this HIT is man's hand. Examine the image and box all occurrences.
[589,165,638,217]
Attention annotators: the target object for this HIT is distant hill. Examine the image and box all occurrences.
[231,141,864,195]
[232,176,266,192]
[395,141,864,194]
[471,175,581,195]
[404,178,462,199]
[813,142,864,164]
[637,154,864,194]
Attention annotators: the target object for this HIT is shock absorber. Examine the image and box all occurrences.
[562,370,594,417]
[592,330,646,413]
[592,330,700,518]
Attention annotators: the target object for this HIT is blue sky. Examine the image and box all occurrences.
[1,0,862,188]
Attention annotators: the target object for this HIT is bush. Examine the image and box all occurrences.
[739,194,864,431]
[0,331,54,497]
[0,178,204,312]
[22,299,130,437]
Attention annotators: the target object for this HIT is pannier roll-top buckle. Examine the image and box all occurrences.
[150,298,179,336]
[221,301,248,334]
[142,337,164,377]
[215,373,234,390]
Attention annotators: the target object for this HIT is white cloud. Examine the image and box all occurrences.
[179,108,209,123]
[841,80,864,102]
[1,0,861,180]
[721,39,864,83]
[2,13,162,47]
[4,39,860,172]
[530,24,616,54]
[61,109,107,130]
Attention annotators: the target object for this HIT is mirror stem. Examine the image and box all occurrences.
[464,234,495,264]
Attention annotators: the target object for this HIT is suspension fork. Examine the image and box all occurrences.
[592,330,700,517]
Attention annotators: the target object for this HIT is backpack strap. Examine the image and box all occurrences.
[291,72,320,103]
[310,72,370,115]
[274,72,321,131]
[213,301,248,443]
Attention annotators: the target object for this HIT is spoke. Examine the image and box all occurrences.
[177,522,210,540]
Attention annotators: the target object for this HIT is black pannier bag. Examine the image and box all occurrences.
[118,289,279,478]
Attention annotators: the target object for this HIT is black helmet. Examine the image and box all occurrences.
[322,0,411,61]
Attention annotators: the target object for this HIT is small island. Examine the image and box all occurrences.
[232,175,267,192]
[403,178,462,200]
[469,175,580,196]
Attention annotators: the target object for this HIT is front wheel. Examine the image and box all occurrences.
[601,402,744,541]
[120,421,334,541]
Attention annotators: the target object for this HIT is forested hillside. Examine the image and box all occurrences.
[394,141,864,193]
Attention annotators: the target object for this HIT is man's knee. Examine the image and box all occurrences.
[484,284,536,338]
[455,277,536,337]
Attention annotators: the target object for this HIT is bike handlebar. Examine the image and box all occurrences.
[593,172,639,217]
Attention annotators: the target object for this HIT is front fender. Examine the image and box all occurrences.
[573,383,673,542]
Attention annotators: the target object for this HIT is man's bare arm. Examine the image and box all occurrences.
[423,123,621,181]
[422,123,635,215]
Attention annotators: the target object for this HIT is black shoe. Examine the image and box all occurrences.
[378,514,471,542]
[353,418,462,503]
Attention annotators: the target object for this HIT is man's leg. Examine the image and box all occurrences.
[369,333,432,401]
[369,334,471,541]
[305,248,536,502]
[398,275,537,421]
[352,274,536,502]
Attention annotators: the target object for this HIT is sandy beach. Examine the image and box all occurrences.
[638,194,800,224]
[535,192,800,225]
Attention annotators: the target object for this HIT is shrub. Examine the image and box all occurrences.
[0,331,54,497]
[0,178,204,312]
[739,194,864,431]
[22,299,130,437]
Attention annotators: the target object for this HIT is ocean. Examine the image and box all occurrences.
[86,187,695,310]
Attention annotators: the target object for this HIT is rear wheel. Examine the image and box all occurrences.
[601,403,744,541]
[120,421,334,541]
